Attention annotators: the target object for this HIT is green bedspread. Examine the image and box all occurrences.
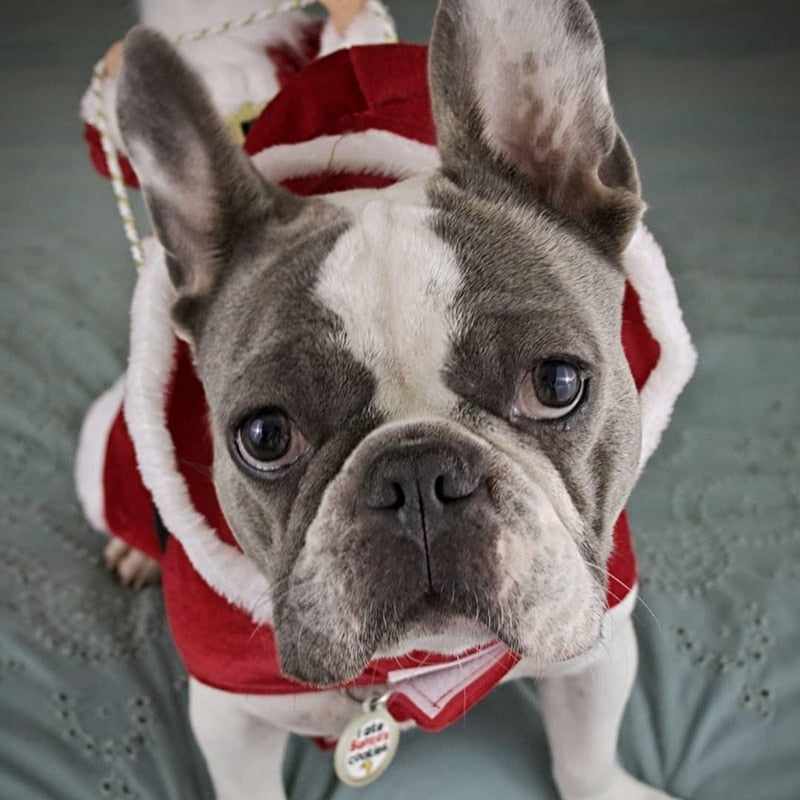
[1,0,798,797]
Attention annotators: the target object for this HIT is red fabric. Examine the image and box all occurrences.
[244,44,434,154]
[102,407,161,560]
[281,173,396,195]
[606,512,636,608]
[621,284,660,390]
[84,122,140,189]
[92,44,652,725]
[266,19,323,89]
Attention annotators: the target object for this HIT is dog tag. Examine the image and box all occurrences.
[334,699,399,787]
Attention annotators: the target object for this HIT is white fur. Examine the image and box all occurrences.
[124,238,274,622]
[316,184,462,420]
[74,376,125,533]
[250,131,440,185]
[624,225,697,472]
[189,678,290,800]
[318,0,397,53]
[538,611,677,800]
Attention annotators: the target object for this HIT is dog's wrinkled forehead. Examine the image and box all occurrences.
[197,177,466,427]
[316,180,462,421]
[312,177,620,424]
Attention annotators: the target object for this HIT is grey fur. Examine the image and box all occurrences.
[429,0,642,251]
[118,0,646,686]
[117,27,307,309]
[429,175,641,550]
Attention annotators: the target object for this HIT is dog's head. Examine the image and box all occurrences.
[117,0,644,685]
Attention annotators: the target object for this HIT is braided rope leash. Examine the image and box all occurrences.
[88,0,398,270]
[90,59,146,268]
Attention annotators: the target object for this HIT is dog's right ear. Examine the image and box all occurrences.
[116,28,294,305]
[429,0,642,252]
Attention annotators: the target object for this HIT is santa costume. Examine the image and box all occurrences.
[76,17,696,737]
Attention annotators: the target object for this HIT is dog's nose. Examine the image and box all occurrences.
[364,440,484,554]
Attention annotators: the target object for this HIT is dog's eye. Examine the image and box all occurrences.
[513,360,586,420]
[235,409,310,472]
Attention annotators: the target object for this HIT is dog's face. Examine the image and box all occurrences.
[118,0,644,685]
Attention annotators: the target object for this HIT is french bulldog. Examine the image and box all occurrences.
[88,0,690,797]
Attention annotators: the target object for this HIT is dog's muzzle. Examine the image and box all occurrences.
[361,438,487,581]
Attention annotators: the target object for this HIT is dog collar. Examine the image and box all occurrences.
[348,641,522,733]
[333,641,518,784]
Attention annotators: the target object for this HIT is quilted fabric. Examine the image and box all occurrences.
[0,0,798,798]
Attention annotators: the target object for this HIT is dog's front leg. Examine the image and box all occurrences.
[537,614,679,800]
[189,678,289,800]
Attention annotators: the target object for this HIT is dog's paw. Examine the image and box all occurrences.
[557,766,680,800]
[104,537,161,589]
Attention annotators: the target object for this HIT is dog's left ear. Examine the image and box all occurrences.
[429,0,642,252]
[116,28,299,324]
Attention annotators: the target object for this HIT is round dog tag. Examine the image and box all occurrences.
[334,703,399,787]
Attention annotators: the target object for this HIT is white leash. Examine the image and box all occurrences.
[88,0,397,270]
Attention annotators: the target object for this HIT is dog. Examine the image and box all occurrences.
[75,0,695,797]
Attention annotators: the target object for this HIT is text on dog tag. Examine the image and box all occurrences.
[333,704,399,787]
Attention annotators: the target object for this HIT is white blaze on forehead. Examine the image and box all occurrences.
[315,194,462,419]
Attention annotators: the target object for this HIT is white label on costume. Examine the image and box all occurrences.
[334,706,399,787]
[386,640,509,721]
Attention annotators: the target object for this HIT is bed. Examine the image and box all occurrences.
[1,0,798,797]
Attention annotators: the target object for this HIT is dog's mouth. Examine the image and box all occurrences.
[371,591,506,658]
[274,583,528,687]
[394,590,517,643]
[274,583,603,688]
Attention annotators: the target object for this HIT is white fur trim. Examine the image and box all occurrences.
[251,131,440,184]
[80,71,126,155]
[623,224,697,472]
[74,376,126,533]
[124,238,274,622]
[138,0,307,39]
[318,0,397,55]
